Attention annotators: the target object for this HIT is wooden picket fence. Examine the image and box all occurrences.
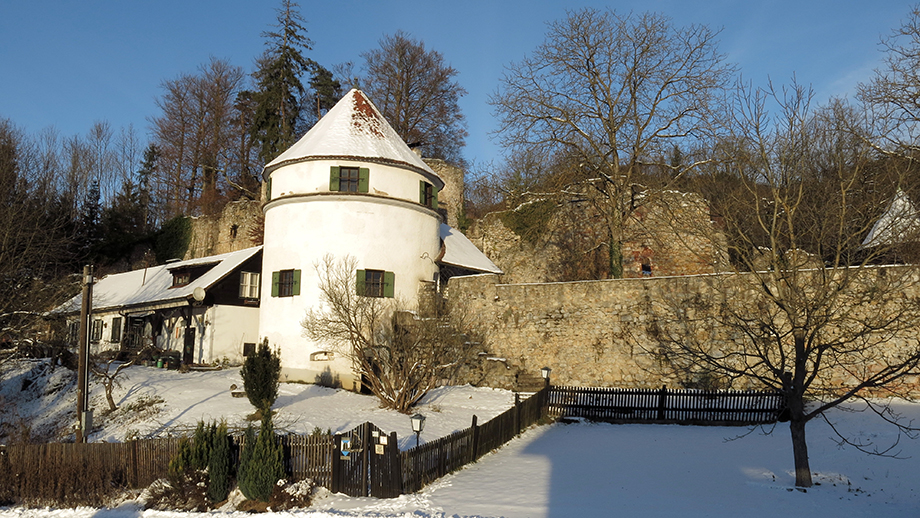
[0,384,783,503]
[400,388,549,493]
[547,385,784,425]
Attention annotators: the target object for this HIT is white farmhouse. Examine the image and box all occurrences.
[259,89,499,389]
[55,247,263,365]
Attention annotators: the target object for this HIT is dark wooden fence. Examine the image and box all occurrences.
[547,385,784,425]
[400,388,549,493]
[0,384,782,503]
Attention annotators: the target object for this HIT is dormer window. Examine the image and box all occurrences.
[330,166,369,193]
[172,271,191,287]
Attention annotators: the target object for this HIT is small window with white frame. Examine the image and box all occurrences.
[240,271,260,299]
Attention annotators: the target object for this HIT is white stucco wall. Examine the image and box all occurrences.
[207,305,261,364]
[260,158,442,386]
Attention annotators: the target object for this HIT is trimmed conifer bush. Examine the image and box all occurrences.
[241,339,281,413]
[237,413,284,502]
[207,421,232,503]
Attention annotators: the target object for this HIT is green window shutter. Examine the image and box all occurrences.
[356,269,366,296]
[420,180,427,204]
[271,271,280,297]
[433,186,439,208]
[384,271,395,298]
[292,269,301,296]
[358,168,369,193]
[266,177,272,201]
[329,166,340,191]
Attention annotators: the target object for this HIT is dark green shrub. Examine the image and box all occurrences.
[237,413,284,502]
[207,421,232,503]
[241,339,281,413]
[164,420,233,508]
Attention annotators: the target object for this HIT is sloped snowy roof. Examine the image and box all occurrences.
[439,224,503,274]
[862,190,920,249]
[54,246,262,315]
[264,89,442,188]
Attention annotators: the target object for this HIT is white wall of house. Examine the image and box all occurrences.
[207,305,260,364]
[260,157,442,387]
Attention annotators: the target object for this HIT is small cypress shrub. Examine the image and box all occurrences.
[241,339,281,414]
[237,413,284,502]
[190,421,213,471]
[207,421,232,503]
[237,423,256,499]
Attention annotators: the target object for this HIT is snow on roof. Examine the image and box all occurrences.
[440,223,503,274]
[264,89,442,188]
[862,190,920,249]
[55,246,262,315]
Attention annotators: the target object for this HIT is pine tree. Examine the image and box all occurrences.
[250,0,313,163]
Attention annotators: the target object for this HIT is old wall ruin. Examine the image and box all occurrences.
[465,190,728,284]
[447,270,920,393]
[185,199,263,260]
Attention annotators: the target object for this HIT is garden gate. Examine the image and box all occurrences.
[330,422,401,498]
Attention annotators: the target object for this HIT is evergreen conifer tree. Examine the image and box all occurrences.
[207,421,232,503]
[240,339,281,414]
[250,0,313,162]
[237,415,284,502]
[237,423,256,498]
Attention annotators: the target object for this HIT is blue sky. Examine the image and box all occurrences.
[0,1,913,166]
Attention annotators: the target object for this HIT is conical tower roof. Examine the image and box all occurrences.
[264,89,442,187]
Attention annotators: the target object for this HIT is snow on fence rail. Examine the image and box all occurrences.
[547,385,784,425]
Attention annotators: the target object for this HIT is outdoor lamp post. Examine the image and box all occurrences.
[541,366,552,388]
[410,413,426,448]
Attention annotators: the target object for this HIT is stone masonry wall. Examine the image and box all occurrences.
[465,190,728,284]
[447,270,920,393]
[185,199,264,260]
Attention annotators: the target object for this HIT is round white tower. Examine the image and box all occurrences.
[259,89,444,388]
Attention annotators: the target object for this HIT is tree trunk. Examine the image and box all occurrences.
[789,418,812,487]
[608,236,623,279]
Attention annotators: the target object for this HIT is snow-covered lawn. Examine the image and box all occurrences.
[2,361,919,517]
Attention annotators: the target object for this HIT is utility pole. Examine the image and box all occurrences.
[76,265,94,443]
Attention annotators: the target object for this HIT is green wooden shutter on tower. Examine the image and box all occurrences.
[419,180,427,204]
[356,269,366,296]
[358,168,369,193]
[266,177,272,201]
[384,271,395,298]
[329,166,340,191]
[433,186,439,208]
[271,271,280,297]
[292,269,301,296]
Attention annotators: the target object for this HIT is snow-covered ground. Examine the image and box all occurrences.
[2,359,919,517]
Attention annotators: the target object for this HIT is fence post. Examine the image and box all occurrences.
[388,431,401,497]
[331,432,342,494]
[470,415,479,462]
[130,439,139,488]
[514,393,521,435]
[657,385,667,421]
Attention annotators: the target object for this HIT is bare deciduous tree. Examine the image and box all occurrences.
[490,8,734,278]
[150,58,245,218]
[858,4,920,152]
[301,255,479,412]
[647,82,920,488]
[361,31,468,164]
